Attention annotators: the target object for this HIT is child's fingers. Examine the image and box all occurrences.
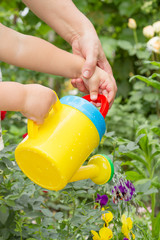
[76,78,89,93]
[71,79,77,88]
[71,78,89,93]
[101,82,116,108]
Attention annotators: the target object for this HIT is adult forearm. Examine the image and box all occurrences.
[22,0,95,44]
[0,24,84,78]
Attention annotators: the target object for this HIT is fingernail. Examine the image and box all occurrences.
[91,94,97,101]
[83,70,90,78]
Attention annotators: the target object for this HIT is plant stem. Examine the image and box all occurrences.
[145,150,157,237]
[135,223,150,239]
[39,228,45,240]
[151,193,156,236]
[133,29,138,44]
[70,216,93,240]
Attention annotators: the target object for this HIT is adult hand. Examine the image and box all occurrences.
[22,0,117,106]
[71,29,117,107]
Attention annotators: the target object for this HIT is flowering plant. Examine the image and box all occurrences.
[1,111,7,120]
[91,177,136,240]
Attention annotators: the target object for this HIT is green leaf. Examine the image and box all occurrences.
[134,179,151,193]
[0,144,16,154]
[151,127,160,137]
[1,157,14,169]
[9,125,26,136]
[145,61,160,68]
[122,152,147,167]
[5,194,22,201]
[151,177,160,188]
[136,50,150,59]
[5,200,15,207]
[136,127,149,155]
[130,75,160,90]
[0,205,9,225]
[25,211,43,218]
[121,161,146,178]
[125,171,143,181]
[118,142,139,153]
[118,1,141,16]
[149,73,160,79]
[54,212,64,221]
[153,158,160,169]
[127,142,138,151]
[100,37,117,59]
[117,40,133,51]
[41,209,53,217]
[143,188,158,195]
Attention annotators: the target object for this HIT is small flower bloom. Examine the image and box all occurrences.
[96,194,108,208]
[143,25,154,38]
[147,36,160,54]
[112,179,135,204]
[91,227,113,240]
[32,220,36,224]
[23,133,28,138]
[123,238,129,240]
[121,214,135,240]
[128,18,137,29]
[147,206,152,213]
[102,211,113,227]
[1,111,7,120]
[43,190,48,193]
[137,207,146,214]
[153,21,160,34]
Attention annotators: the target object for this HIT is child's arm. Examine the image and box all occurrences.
[0,23,116,103]
[23,0,117,102]
[0,23,84,79]
[0,82,56,124]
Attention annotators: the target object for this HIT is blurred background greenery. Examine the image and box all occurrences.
[0,0,160,239]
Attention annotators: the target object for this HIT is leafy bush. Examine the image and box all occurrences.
[1,0,160,239]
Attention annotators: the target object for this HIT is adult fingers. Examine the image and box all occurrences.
[82,48,98,79]
[97,52,117,91]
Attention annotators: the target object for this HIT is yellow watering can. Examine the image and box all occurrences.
[15,93,114,191]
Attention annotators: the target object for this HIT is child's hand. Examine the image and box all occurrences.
[21,84,56,124]
[72,66,117,108]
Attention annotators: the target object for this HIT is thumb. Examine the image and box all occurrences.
[82,53,97,79]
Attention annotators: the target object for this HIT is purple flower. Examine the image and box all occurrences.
[123,238,129,240]
[96,194,108,208]
[112,179,135,204]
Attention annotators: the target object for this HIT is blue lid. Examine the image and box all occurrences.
[60,96,106,140]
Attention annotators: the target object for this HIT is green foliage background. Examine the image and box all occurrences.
[0,0,160,239]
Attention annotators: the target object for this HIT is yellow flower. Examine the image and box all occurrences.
[128,18,137,29]
[91,227,113,240]
[121,214,135,240]
[102,211,113,227]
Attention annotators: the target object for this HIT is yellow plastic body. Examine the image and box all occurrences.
[15,96,100,191]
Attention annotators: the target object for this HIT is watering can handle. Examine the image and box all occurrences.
[82,94,109,118]
[28,92,61,139]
